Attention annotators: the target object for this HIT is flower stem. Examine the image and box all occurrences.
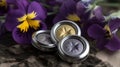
[98,3,120,7]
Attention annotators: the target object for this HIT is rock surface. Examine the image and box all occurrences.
[0,33,112,67]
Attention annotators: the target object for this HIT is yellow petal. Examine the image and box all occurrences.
[104,25,112,36]
[17,20,29,32]
[28,19,40,30]
[27,11,37,19]
[0,0,7,7]
[66,14,80,22]
[17,15,27,22]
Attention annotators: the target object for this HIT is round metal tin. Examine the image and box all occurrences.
[32,30,55,51]
[58,35,90,63]
[51,20,81,44]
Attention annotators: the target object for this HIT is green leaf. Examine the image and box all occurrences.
[105,10,120,21]
[86,0,104,13]
[109,11,120,18]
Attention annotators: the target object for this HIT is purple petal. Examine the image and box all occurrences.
[53,13,66,23]
[47,0,60,6]
[59,0,76,14]
[28,1,46,20]
[96,39,108,50]
[15,0,29,10]
[40,22,47,30]
[12,28,33,44]
[6,0,15,4]
[109,18,120,32]
[87,24,105,39]
[92,6,104,21]
[12,22,47,44]
[5,9,25,31]
[53,0,76,23]
[105,34,120,51]
[76,1,86,17]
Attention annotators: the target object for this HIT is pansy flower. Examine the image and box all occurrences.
[5,0,47,44]
[53,0,104,23]
[53,0,104,37]
[87,18,120,51]
[53,0,85,23]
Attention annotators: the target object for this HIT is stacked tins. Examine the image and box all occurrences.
[32,20,90,63]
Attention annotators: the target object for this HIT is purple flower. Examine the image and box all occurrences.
[53,0,104,37]
[44,0,80,6]
[53,0,87,23]
[53,0,104,22]
[4,0,47,44]
[87,18,120,51]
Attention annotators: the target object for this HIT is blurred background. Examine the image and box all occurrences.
[98,0,120,14]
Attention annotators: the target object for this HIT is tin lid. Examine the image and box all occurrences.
[51,20,81,44]
[32,30,55,50]
[58,35,90,61]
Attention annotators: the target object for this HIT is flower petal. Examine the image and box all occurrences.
[12,21,47,44]
[87,24,105,39]
[96,39,108,50]
[5,9,25,31]
[109,18,120,32]
[92,6,104,21]
[15,0,29,10]
[76,1,86,17]
[105,34,120,51]
[6,0,15,4]
[40,22,47,30]
[12,27,33,44]
[53,0,76,23]
[28,1,46,20]
[47,0,60,6]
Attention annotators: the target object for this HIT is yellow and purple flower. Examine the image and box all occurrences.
[53,0,83,23]
[54,0,104,23]
[53,0,104,37]
[4,0,47,44]
[88,18,120,51]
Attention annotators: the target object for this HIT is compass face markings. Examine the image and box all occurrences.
[63,39,84,56]
[37,33,53,45]
[56,25,76,40]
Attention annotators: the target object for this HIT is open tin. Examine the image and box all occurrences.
[32,30,55,51]
[51,20,81,44]
[58,35,90,63]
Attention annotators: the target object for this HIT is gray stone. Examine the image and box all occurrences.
[95,62,113,67]
[26,56,45,67]
[8,45,24,55]
[57,62,71,67]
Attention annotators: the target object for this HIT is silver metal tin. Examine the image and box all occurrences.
[58,35,90,63]
[32,30,55,51]
[51,20,81,44]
